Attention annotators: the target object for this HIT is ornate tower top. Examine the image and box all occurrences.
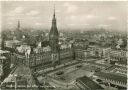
[49,5,59,53]
[49,5,59,39]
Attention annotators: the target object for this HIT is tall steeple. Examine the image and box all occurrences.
[17,20,20,30]
[49,5,60,66]
[53,4,55,19]
[49,5,59,52]
[49,5,59,39]
[15,20,22,40]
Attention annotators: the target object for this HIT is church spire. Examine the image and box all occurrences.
[52,4,56,22]
[53,4,55,17]
[49,5,59,53]
[17,20,20,30]
[15,20,22,40]
[49,5,60,66]
[49,5,59,37]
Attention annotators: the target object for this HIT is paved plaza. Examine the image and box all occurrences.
[44,63,93,89]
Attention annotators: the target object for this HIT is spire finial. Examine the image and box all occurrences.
[53,4,55,17]
[18,20,20,29]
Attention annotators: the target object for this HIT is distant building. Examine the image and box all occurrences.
[14,20,23,40]
[43,46,51,52]
[5,40,22,48]
[16,44,31,54]
[109,49,126,66]
[75,50,88,60]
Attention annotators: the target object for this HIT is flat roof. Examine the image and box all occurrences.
[94,72,127,84]
[76,76,104,90]
[0,56,6,59]
[0,50,10,53]
[88,62,110,68]
[5,40,21,43]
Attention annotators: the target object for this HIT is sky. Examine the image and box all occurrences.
[1,1,127,32]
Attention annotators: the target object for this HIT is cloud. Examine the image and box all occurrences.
[82,24,90,26]
[13,7,24,13]
[7,7,24,16]
[67,6,77,13]
[70,15,76,19]
[35,23,42,26]
[56,10,60,13]
[68,23,76,26]
[86,15,97,19]
[108,16,117,20]
[63,2,70,7]
[64,3,78,13]
[8,22,13,25]
[68,23,89,26]
[97,24,110,27]
[26,10,39,16]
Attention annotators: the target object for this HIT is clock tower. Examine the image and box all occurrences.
[49,6,60,66]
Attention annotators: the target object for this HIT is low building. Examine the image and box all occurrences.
[60,48,74,60]
[0,56,6,76]
[43,46,51,52]
[1,65,38,89]
[5,40,22,48]
[16,44,31,54]
[93,72,127,88]
[0,50,11,81]
[29,51,51,67]
[75,49,90,59]
[109,49,126,66]
[76,76,104,90]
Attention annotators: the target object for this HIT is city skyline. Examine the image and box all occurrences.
[1,1,127,32]
[0,1,127,90]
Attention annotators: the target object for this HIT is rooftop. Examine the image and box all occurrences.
[0,56,6,59]
[94,72,127,84]
[76,76,104,90]
[1,65,37,87]
[0,50,10,54]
